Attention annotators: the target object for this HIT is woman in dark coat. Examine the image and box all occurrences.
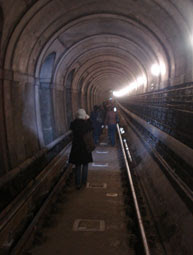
[69,108,93,189]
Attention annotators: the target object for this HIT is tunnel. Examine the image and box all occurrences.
[0,1,193,254]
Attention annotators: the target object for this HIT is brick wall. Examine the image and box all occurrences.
[120,83,193,149]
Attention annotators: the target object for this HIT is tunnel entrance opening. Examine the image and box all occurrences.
[0,6,9,175]
[0,6,2,68]
[65,69,74,127]
[39,52,56,145]
[78,77,84,109]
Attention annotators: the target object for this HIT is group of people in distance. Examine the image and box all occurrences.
[90,102,119,146]
[69,100,119,189]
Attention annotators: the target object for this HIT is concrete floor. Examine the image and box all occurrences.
[30,136,134,255]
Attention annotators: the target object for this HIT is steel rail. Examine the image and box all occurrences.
[123,138,132,163]
[119,106,193,211]
[117,123,151,255]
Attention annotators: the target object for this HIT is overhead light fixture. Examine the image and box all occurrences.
[137,76,147,87]
[151,64,161,76]
[151,62,166,76]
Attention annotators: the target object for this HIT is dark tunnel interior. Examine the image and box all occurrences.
[1,0,193,174]
[0,1,193,254]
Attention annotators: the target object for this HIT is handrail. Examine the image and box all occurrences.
[117,123,151,255]
[0,131,72,188]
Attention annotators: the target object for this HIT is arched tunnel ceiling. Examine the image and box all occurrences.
[2,0,193,95]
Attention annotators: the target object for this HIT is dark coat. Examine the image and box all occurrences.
[69,118,93,164]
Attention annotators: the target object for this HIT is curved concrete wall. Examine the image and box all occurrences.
[0,0,193,180]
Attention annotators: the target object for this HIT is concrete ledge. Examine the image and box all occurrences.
[0,131,71,188]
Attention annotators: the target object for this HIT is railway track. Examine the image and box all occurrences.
[1,110,192,255]
[120,108,193,212]
[0,124,157,255]
[117,123,152,255]
[118,107,193,254]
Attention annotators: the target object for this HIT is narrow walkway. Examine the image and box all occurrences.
[31,135,132,255]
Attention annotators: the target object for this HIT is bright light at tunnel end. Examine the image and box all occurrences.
[113,75,147,98]
[113,62,166,98]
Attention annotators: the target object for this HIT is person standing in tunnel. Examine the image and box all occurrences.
[69,109,93,189]
[90,105,103,144]
[105,106,119,146]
